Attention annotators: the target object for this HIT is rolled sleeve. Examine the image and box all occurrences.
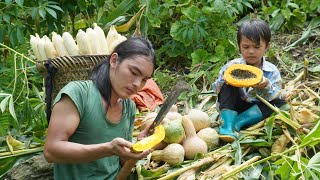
[260,70,282,101]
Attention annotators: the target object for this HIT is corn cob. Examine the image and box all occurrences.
[76,29,92,55]
[52,32,69,57]
[86,27,101,54]
[37,35,48,60]
[30,35,42,61]
[62,32,79,56]
[93,23,109,55]
[109,35,127,53]
[106,25,120,53]
[43,35,58,58]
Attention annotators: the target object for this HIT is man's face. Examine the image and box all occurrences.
[109,55,154,99]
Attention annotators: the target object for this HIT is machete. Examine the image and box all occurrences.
[147,80,191,135]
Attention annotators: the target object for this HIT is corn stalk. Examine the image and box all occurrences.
[221,138,320,179]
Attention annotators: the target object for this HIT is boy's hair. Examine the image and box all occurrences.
[237,19,271,46]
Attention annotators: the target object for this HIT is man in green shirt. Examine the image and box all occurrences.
[44,37,156,179]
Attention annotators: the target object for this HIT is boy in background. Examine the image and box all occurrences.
[212,19,287,142]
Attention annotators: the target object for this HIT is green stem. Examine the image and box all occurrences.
[0,43,35,64]
[256,94,279,113]
[256,94,301,130]
[0,147,44,159]
[222,138,320,179]
[12,53,17,96]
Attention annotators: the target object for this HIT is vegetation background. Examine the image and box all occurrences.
[0,0,319,179]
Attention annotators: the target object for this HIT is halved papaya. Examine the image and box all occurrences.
[224,64,263,87]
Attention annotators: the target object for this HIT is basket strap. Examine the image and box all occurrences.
[44,60,57,123]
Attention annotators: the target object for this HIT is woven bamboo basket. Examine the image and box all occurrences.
[36,55,108,96]
[36,55,109,122]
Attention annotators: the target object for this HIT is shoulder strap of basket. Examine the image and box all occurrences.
[44,60,57,123]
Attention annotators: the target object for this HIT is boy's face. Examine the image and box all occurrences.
[239,35,270,67]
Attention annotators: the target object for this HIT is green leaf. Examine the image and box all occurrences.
[308,151,320,167]
[181,5,202,21]
[38,8,46,19]
[274,158,293,179]
[5,0,12,7]
[270,13,285,32]
[265,116,275,143]
[301,119,320,147]
[191,49,211,65]
[281,8,291,20]
[141,164,170,177]
[46,7,57,19]
[234,141,242,165]
[0,26,7,43]
[32,135,45,145]
[8,96,18,126]
[214,0,225,14]
[104,0,137,23]
[0,96,11,112]
[309,64,320,73]
[242,1,253,9]
[307,17,320,30]
[0,157,16,177]
[0,113,10,136]
[9,28,17,47]
[16,27,24,44]
[288,2,299,9]
[3,14,10,23]
[14,0,24,7]
[46,4,63,12]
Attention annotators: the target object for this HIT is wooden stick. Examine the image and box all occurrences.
[115,159,137,180]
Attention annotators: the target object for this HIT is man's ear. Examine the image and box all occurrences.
[109,53,118,68]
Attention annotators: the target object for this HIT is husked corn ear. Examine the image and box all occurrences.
[106,25,120,53]
[52,32,69,57]
[62,32,79,56]
[30,35,41,61]
[108,37,127,54]
[86,28,101,54]
[109,35,127,53]
[43,35,58,58]
[37,35,48,61]
[93,23,109,55]
[76,29,92,55]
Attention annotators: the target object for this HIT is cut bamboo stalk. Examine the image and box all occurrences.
[246,120,265,131]
[200,157,232,177]
[0,147,44,159]
[158,154,224,180]
[218,156,261,179]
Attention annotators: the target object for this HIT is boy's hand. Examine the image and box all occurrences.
[254,77,269,89]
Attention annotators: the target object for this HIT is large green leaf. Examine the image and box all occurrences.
[191,49,212,65]
[104,0,137,23]
[301,119,320,147]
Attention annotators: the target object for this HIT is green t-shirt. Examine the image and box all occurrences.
[52,80,136,180]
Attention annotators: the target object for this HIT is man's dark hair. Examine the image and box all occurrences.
[237,19,271,46]
[90,36,156,110]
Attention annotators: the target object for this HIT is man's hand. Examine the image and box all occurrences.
[110,138,152,160]
[254,77,269,89]
[137,122,153,140]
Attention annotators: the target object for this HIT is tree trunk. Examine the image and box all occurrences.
[4,154,53,180]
